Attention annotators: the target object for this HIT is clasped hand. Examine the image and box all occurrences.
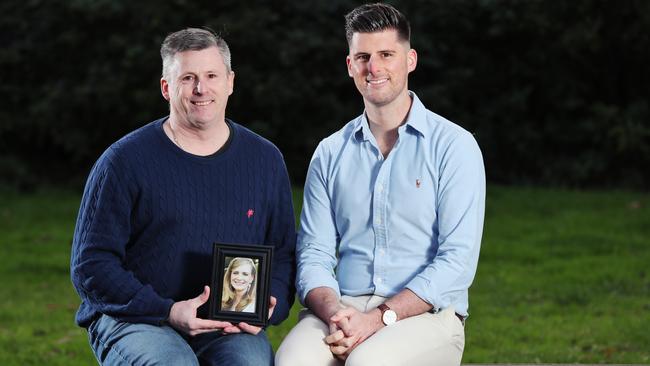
[168,286,276,336]
[324,307,382,360]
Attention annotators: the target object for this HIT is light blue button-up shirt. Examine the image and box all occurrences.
[296,92,485,316]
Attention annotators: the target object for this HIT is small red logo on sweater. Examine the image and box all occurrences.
[247,209,254,218]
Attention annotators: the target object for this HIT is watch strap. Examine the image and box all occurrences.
[378,303,396,325]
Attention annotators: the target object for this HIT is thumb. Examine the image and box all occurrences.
[194,285,210,306]
[267,296,277,320]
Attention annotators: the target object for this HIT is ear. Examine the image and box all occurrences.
[346,55,353,77]
[227,71,235,96]
[407,49,418,73]
[160,78,170,101]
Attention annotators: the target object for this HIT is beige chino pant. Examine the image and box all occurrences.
[276,295,465,366]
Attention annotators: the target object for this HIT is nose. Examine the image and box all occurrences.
[368,54,383,75]
[193,80,203,95]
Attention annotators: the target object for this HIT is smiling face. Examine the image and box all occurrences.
[346,29,416,109]
[229,262,254,293]
[160,46,234,128]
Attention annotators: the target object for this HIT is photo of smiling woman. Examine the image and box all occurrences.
[221,257,257,313]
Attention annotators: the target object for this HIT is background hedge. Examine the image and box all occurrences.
[2,0,648,189]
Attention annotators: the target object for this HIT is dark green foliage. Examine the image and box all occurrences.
[1,0,649,189]
[407,0,650,189]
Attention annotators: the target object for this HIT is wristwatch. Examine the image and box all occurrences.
[378,303,397,325]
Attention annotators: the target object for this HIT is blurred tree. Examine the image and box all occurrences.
[1,0,648,190]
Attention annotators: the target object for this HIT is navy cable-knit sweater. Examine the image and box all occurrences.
[70,117,296,328]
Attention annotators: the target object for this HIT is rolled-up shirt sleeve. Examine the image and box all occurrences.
[405,131,486,313]
[296,142,341,304]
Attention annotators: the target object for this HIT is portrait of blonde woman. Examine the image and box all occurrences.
[221,257,257,313]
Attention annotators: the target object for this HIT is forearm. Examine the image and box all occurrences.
[326,290,430,355]
[337,289,432,337]
[72,252,173,324]
[305,287,343,324]
[382,288,432,320]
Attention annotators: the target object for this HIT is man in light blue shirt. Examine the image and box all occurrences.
[276,3,485,365]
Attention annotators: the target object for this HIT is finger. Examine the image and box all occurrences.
[335,316,353,336]
[330,307,355,322]
[237,322,262,335]
[191,319,232,329]
[346,340,361,355]
[188,328,223,337]
[325,329,344,342]
[222,325,242,334]
[337,335,359,348]
[189,318,232,330]
[329,322,339,334]
[329,344,349,356]
[193,286,211,306]
[324,329,344,344]
[331,338,360,360]
[267,296,277,319]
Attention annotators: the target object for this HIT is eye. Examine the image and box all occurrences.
[381,52,393,58]
[356,54,370,62]
[208,73,218,79]
[181,75,194,83]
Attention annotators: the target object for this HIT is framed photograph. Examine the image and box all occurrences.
[208,242,273,327]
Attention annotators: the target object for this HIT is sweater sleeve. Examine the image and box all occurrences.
[265,151,297,325]
[70,148,174,325]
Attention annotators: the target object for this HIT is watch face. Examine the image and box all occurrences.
[382,309,397,325]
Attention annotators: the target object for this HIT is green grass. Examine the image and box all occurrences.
[1,186,649,364]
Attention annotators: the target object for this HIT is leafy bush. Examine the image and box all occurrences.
[1,0,648,189]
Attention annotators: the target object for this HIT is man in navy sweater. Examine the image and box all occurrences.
[70,28,296,365]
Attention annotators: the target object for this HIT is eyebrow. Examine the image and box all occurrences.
[353,50,396,56]
[179,70,220,76]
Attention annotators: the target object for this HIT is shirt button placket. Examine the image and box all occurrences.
[373,165,388,290]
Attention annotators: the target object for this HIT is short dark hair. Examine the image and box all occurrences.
[344,3,410,44]
[160,27,231,78]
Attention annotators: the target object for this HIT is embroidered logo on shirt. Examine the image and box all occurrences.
[416,179,421,188]
[247,209,254,219]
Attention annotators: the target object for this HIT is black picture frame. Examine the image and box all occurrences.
[209,242,273,327]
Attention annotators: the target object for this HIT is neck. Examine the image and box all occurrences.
[365,91,413,157]
[166,116,230,156]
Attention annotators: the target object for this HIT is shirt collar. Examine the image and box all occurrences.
[353,114,373,142]
[402,91,429,138]
[353,91,428,142]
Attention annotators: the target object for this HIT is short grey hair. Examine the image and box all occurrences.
[160,27,231,78]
